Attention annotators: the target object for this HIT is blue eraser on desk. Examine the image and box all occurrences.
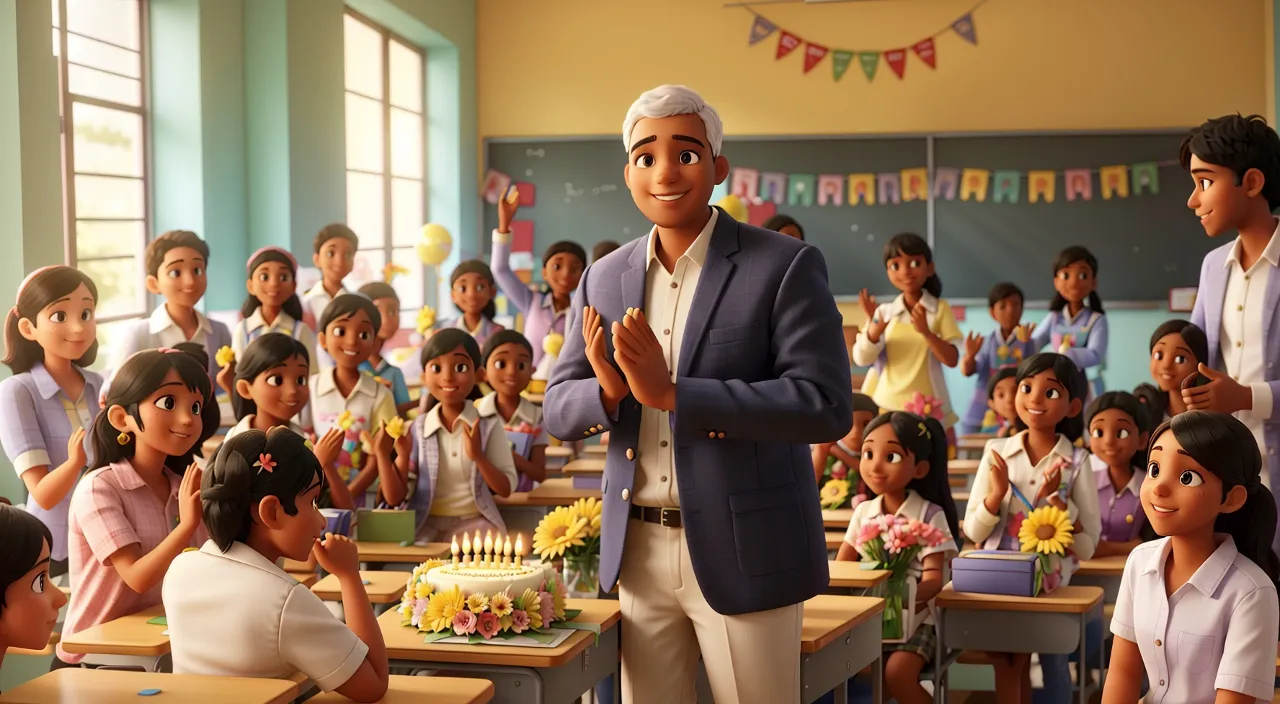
[362,579,372,585]
[399,540,412,547]
[138,689,162,696]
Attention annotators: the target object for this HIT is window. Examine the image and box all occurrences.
[52,0,150,328]
[343,11,426,323]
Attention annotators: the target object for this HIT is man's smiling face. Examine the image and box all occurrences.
[624,113,729,229]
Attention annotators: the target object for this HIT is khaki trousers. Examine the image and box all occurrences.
[619,518,802,704]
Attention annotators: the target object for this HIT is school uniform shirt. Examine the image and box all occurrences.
[1031,304,1109,397]
[231,309,318,375]
[224,415,306,441]
[960,327,1037,433]
[358,358,410,408]
[963,432,1101,571]
[0,363,101,563]
[1111,534,1279,703]
[843,489,957,627]
[437,315,504,349]
[163,541,368,691]
[852,291,963,427]
[302,369,396,482]
[60,460,207,663]
[301,282,347,332]
[491,231,570,369]
[477,391,547,492]
[1091,454,1145,543]
[405,403,515,538]
[110,305,232,383]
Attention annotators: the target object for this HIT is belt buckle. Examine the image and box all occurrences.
[659,508,678,527]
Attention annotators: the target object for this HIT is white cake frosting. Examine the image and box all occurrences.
[427,561,552,597]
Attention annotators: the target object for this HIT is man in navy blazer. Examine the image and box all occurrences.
[544,85,853,703]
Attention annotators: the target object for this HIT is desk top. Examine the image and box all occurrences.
[545,445,574,460]
[356,541,450,564]
[953,490,969,504]
[306,675,494,704]
[0,669,297,704]
[496,478,601,507]
[935,584,1103,614]
[202,434,224,458]
[377,598,621,669]
[822,508,853,530]
[313,570,409,604]
[582,445,607,456]
[1076,555,1127,577]
[949,459,980,475]
[827,561,890,590]
[825,531,845,551]
[287,571,318,588]
[801,594,885,654]
[958,435,994,451]
[59,605,169,656]
[562,458,606,476]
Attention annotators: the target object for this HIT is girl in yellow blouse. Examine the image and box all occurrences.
[852,233,962,450]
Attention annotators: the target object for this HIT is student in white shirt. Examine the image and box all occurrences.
[301,224,358,339]
[836,412,959,704]
[964,353,1101,703]
[477,330,549,492]
[221,247,316,394]
[163,428,389,702]
[1103,411,1280,704]
[394,329,517,542]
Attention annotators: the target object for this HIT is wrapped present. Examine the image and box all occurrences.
[952,550,1038,597]
[319,508,353,537]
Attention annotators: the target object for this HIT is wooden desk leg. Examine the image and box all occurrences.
[81,653,170,673]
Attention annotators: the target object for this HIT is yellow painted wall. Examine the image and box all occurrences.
[477,0,1267,138]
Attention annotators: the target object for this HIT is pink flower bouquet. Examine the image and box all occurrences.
[903,392,945,421]
[855,515,947,640]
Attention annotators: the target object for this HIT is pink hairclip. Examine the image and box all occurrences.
[246,247,297,274]
[253,453,276,474]
[14,265,61,306]
[156,347,183,354]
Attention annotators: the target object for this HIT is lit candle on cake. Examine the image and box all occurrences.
[451,536,460,568]
[461,534,472,566]
[484,531,494,568]
[503,536,512,568]
[474,531,483,567]
[515,534,524,567]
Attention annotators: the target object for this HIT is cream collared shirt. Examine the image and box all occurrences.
[420,403,518,516]
[632,208,717,508]
[302,282,348,329]
[303,368,396,440]
[224,415,306,441]
[162,541,368,691]
[110,305,215,372]
[476,392,548,447]
[231,309,318,374]
[1220,224,1280,488]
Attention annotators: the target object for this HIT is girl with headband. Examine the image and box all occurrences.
[220,247,317,399]
[0,266,102,578]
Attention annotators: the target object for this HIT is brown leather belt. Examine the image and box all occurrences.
[629,505,682,528]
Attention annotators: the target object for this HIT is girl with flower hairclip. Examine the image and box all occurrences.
[162,427,390,700]
[219,246,317,398]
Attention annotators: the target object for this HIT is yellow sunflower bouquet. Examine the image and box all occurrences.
[1017,505,1074,595]
[533,497,602,594]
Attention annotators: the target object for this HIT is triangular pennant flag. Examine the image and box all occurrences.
[776,31,802,60]
[748,15,778,45]
[831,50,855,81]
[858,52,880,81]
[803,42,829,74]
[884,49,907,79]
[952,13,978,45]
[912,38,937,69]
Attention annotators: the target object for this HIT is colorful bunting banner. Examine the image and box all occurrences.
[831,50,855,81]
[759,172,787,204]
[749,15,778,45]
[912,38,937,69]
[933,168,959,201]
[1028,170,1056,203]
[803,43,829,73]
[1099,165,1129,199]
[884,49,908,79]
[1064,169,1092,201]
[961,169,990,202]
[731,168,759,201]
[901,168,928,201]
[848,174,875,206]
[777,31,802,59]
[952,13,978,45]
[993,170,1021,204]
[788,174,816,206]
[817,175,845,206]
[877,173,902,205]
[1132,162,1160,195]
[858,52,880,81]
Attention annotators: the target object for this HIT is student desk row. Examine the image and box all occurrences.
[495,478,600,508]
[0,669,494,704]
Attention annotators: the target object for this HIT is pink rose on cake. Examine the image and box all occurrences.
[476,612,501,640]
[452,609,477,636]
[510,610,531,633]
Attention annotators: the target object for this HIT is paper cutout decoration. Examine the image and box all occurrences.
[912,38,937,69]
[508,251,535,272]
[747,198,777,226]
[933,168,959,201]
[884,49,908,79]
[848,173,875,206]
[1132,162,1160,195]
[777,31,802,59]
[877,172,902,205]
[510,221,535,253]
[993,170,1021,204]
[803,43,829,73]
[1028,170,1057,203]
[514,182,536,207]
[788,174,816,206]
[1064,169,1092,201]
[731,168,760,201]
[1099,165,1130,199]
[960,169,990,202]
[952,13,978,44]
[817,175,844,206]
[859,52,880,81]
[749,15,778,45]
[901,168,928,202]
[759,172,787,205]
[482,170,512,205]
[831,50,855,81]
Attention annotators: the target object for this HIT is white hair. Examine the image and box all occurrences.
[622,85,724,158]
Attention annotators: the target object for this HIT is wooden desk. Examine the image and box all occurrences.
[379,598,620,704]
[496,478,601,507]
[957,435,993,459]
[356,541,450,564]
[58,604,169,668]
[0,669,298,704]
[306,675,494,704]
[800,595,885,704]
[1074,554,1127,603]
[822,507,853,530]
[545,445,574,469]
[561,458,605,476]
[948,459,979,475]
[287,571,318,588]
[953,490,969,505]
[825,531,845,552]
[313,570,408,604]
[582,445,607,457]
[826,560,890,593]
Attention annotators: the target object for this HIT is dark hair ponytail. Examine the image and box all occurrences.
[862,411,960,543]
[232,333,311,421]
[883,233,941,298]
[418,328,483,412]
[1013,353,1087,442]
[1048,246,1105,315]
[1151,411,1280,591]
[3,267,99,374]
[449,260,499,322]
[1132,383,1166,429]
[241,249,304,322]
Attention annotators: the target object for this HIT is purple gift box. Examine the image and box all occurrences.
[951,550,1038,597]
[572,475,602,490]
[320,508,353,537]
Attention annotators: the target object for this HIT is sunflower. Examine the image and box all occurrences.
[533,506,589,560]
[568,497,603,537]
[1018,505,1075,556]
[819,479,850,510]
[424,584,466,632]
[521,588,544,630]
[490,590,514,618]
[466,593,490,613]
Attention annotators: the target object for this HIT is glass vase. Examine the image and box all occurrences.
[562,552,601,597]
[882,572,916,641]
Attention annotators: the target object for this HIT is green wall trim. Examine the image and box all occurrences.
[244,0,293,257]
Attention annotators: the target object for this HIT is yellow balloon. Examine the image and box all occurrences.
[416,223,453,266]
[715,194,748,222]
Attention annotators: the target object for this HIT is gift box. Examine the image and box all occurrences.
[319,508,353,537]
[952,550,1038,597]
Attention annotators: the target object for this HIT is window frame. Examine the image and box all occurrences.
[343,8,427,314]
[53,0,153,324]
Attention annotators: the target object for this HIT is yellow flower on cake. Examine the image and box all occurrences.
[549,577,567,620]
[568,497,603,536]
[533,506,588,560]
[425,584,465,632]
[1018,505,1075,556]
[520,588,543,630]
[466,593,490,614]
[490,590,514,619]
[820,479,850,510]
[414,579,433,600]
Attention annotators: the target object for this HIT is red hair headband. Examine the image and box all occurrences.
[246,246,297,274]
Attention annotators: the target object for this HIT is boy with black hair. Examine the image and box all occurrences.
[591,240,621,263]
[957,281,1036,435]
[110,230,231,383]
[302,224,359,332]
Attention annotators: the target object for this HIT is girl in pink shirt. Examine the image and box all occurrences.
[56,348,217,668]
